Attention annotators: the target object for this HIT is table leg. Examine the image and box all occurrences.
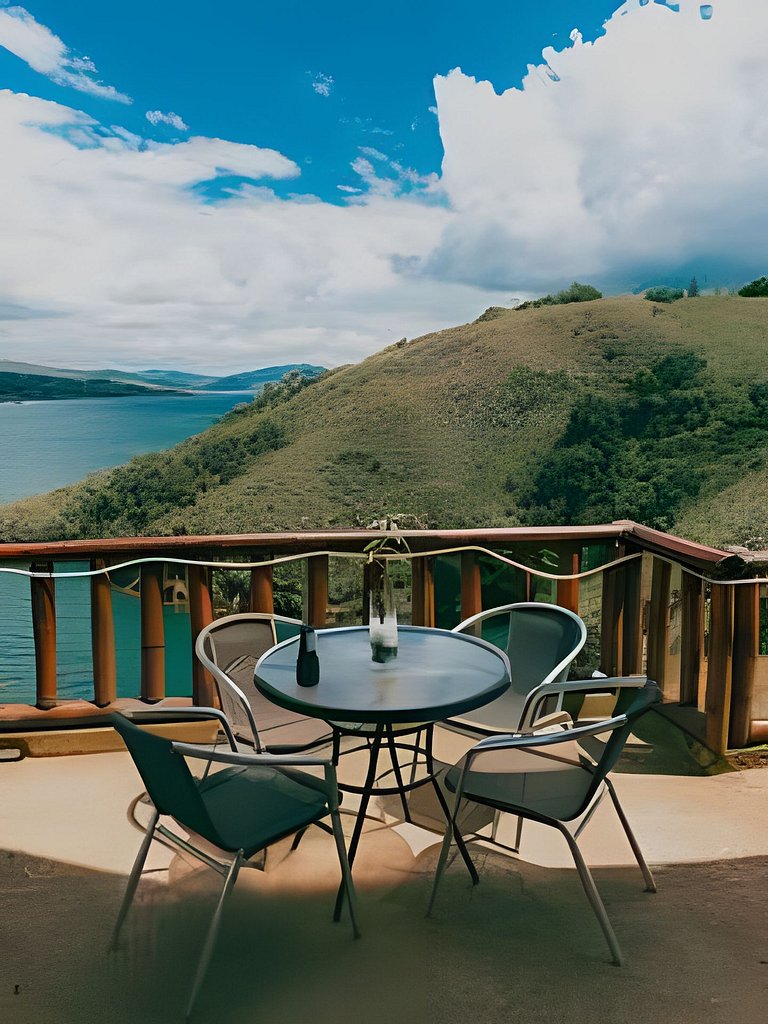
[385,724,411,823]
[333,724,385,922]
[425,724,479,886]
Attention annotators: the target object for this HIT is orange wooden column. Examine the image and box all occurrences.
[249,564,274,614]
[646,558,671,691]
[411,556,435,627]
[140,562,165,702]
[91,558,117,706]
[705,583,734,754]
[680,571,704,706]
[30,562,57,710]
[730,583,758,749]
[306,555,328,627]
[460,551,482,628]
[556,552,580,613]
[189,564,215,706]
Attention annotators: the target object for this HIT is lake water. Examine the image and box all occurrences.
[0,391,251,703]
[0,392,252,503]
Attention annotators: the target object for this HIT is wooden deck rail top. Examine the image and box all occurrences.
[2,522,764,755]
[0,520,731,570]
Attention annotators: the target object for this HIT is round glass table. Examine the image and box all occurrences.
[254,625,510,917]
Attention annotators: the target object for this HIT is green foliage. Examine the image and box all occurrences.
[516,282,602,310]
[0,371,178,402]
[738,276,768,297]
[64,418,285,535]
[521,349,768,529]
[644,287,684,303]
[688,276,699,297]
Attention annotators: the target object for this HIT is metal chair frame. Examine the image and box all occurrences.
[427,681,660,966]
[111,730,359,1020]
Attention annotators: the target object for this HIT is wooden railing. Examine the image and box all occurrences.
[1,522,766,753]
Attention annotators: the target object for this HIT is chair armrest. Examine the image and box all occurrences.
[122,706,238,751]
[467,713,626,757]
[171,742,332,768]
[519,676,648,730]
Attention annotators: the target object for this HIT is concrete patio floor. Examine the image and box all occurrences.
[1,719,767,1024]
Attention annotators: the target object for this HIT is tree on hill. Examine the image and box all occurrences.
[644,286,684,303]
[738,276,768,297]
[516,281,602,310]
[688,276,699,297]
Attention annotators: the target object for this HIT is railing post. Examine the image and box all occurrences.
[600,565,623,677]
[705,583,734,754]
[730,583,758,749]
[140,562,165,703]
[249,564,274,614]
[646,558,671,690]
[621,556,643,675]
[30,562,56,710]
[460,551,482,623]
[680,571,704,705]
[306,555,328,627]
[189,564,215,706]
[411,556,435,627]
[556,552,580,614]
[91,558,116,706]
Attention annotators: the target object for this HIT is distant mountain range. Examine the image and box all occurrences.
[0,359,326,401]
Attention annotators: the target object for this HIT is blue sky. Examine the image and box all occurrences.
[0,1,621,203]
[0,1,763,372]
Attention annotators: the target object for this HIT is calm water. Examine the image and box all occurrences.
[0,392,251,503]
[0,391,250,702]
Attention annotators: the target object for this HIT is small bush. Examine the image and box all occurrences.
[738,276,768,297]
[516,281,602,310]
[644,286,684,303]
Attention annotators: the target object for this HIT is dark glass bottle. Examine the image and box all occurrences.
[296,624,320,687]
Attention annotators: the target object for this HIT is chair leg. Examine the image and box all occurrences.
[425,816,455,917]
[185,851,242,1020]
[605,778,657,893]
[290,826,309,852]
[328,807,361,939]
[111,807,159,950]
[556,823,623,966]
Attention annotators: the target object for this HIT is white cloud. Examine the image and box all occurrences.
[311,72,333,97]
[146,109,189,131]
[0,6,131,103]
[0,0,766,373]
[427,0,768,291]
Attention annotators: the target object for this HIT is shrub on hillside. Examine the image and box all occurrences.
[738,276,768,297]
[644,286,684,303]
[516,281,602,310]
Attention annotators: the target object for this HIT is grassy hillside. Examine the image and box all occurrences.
[1,295,767,546]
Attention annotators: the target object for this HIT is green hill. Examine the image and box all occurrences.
[0,370,181,402]
[1,295,767,547]
[199,364,326,391]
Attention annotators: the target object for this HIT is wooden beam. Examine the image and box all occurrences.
[140,563,165,702]
[188,564,215,706]
[646,559,671,691]
[705,583,733,754]
[600,565,623,677]
[730,583,758,749]
[30,563,56,710]
[411,557,435,627]
[306,555,328,627]
[680,571,704,706]
[460,551,482,623]
[249,564,274,614]
[621,557,643,675]
[90,558,116,706]
[556,552,580,613]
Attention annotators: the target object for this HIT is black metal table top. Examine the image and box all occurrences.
[254,625,510,726]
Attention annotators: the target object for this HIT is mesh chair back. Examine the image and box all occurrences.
[196,614,304,750]
[503,605,585,697]
[111,713,215,840]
